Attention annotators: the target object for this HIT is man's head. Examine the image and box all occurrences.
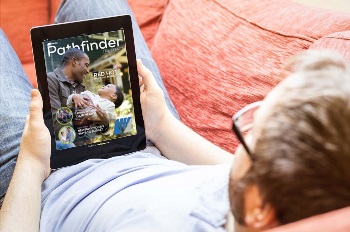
[229,50,350,231]
[61,48,90,83]
[97,84,124,108]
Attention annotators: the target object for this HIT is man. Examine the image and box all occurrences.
[47,48,91,139]
[1,0,350,231]
[47,47,89,116]
[65,127,75,143]
[2,49,350,231]
[227,50,350,230]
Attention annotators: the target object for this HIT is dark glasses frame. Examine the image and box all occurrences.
[232,101,262,159]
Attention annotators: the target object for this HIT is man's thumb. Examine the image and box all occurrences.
[137,59,157,88]
[29,89,43,122]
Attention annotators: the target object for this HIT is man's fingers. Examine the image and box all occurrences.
[82,99,89,106]
[23,115,30,133]
[87,117,97,122]
[95,108,103,116]
[137,59,158,89]
[140,83,145,92]
[29,89,43,122]
[95,104,102,110]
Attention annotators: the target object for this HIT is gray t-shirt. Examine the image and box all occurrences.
[40,147,231,231]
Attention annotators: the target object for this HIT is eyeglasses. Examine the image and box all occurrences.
[232,101,262,159]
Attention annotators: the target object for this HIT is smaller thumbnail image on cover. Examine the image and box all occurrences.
[42,30,137,150]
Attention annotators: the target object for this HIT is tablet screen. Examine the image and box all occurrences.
[42,30,137,150]
[31,16,145,169]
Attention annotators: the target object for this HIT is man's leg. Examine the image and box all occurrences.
[0,29,33,206]
[55,0,180,120]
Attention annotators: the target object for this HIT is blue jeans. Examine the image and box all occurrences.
[0,0,179,205]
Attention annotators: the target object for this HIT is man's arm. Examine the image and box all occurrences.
[47,73,62,115]
[67,93,90,108]
[88,104,110,126]
[138,60,234,165]
[0,90,51,232]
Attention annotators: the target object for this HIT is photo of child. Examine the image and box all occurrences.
[67,84,124,124]
[58,126,76,144]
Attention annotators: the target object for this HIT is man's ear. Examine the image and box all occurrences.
[72,57,77,67]
[244,184,278,230]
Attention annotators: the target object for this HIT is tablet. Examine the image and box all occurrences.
[31,15,146,169]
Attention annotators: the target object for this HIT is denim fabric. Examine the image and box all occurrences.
[0,29,33,202]
[55,0,179,119]
[0,0,179,206]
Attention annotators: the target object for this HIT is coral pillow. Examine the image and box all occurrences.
[50,0,62,23]
[266,206,350,232]
[309,31,350,62]
[151,0,350,153]
[0,0,49,64]
[127,0,168,49]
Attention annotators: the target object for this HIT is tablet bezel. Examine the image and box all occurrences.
[31,15,146,169]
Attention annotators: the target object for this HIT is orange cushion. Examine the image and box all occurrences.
[0,0,49,64]
[48,1,166,48]
[127,0,168,49]
[2,0,165,87]
[151,0,350,153]
[265,206,350,232]
[50,0,62,23]
[309,30,350,62]
[22,62,37,88]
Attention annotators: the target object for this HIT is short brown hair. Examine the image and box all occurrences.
[233,50,350,225]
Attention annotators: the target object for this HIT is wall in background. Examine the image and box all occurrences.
[294,0,350,13]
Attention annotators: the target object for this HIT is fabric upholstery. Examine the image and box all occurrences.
[50,0,62,23]
[22,63,37,88]
[127,0,168,48]
[1,0,350,230]
[0,0,49,64]
[309,30,350,62]
[151,0,350,153]
[265,206,350,232]
[1,0,165,86]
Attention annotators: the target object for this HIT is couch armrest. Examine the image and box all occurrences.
[266,206,350,232]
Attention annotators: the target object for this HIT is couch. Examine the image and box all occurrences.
[1,0,350,230]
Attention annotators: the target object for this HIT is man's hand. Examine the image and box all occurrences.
[19,89,51,181]
[72,94,90,108]
[137,59,171,142]
[88,104,109,126]
[136,60,233,165]
[0,89,51,232]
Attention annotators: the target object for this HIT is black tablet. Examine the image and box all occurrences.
[31,15,146,169]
